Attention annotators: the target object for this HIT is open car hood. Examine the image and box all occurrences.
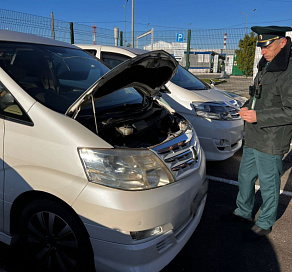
[65,50,178,116]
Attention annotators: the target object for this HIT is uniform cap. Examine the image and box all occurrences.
[251,25,292,47]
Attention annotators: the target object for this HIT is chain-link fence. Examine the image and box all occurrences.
[0,9,248,48]
[0,8,116,45]
[0,8,255,95]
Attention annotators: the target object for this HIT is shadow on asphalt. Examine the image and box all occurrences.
[277,147,292,220]
[206,147,243,181]
[206,145,292,221]
[162,180,281,272]
[282,147,292,191]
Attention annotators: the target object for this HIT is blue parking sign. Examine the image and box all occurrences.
[176,33,184,42]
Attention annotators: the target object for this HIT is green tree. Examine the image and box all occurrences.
[235,32,257,76]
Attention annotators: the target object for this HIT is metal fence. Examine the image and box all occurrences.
[0,8,247,48]
[0,9,116,45]
[0,8,254,94]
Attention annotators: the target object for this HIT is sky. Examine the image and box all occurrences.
[1,0,292,33]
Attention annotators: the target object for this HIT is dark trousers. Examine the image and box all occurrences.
[235,146,283,230]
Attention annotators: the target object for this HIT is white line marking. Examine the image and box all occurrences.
[206,175,292,197]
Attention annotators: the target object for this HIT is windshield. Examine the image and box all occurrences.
[0,42,142,113]
[171,65,209,91]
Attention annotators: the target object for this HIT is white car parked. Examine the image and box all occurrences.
[0,30,207,272]
[77,45,244,161]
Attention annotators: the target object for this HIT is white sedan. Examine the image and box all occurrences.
[77,44,244,161]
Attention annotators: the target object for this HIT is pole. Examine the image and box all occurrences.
[146,23,149,46]
[151,28,154,50]
[123,0,128,45]
[120,31,123,46]
[241,9,256,35]
[92,25,96,45]
[114,27,119,46]
[185,29,191,70]
[245,17,248,35]
[125,5,126,44]
[70,22,74,44]
[132,0,134,47]
[51,12,55,40]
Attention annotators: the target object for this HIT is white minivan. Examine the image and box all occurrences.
[0,30,207,272]
[77,45,245,161]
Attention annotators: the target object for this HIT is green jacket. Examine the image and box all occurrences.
[245,37,292,155]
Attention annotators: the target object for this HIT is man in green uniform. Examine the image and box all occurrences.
[222,26,292,241]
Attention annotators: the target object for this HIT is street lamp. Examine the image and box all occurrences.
[123,0,128,44]
[132,0,134,47]
[241,8,256,35]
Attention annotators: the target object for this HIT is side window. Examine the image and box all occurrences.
[0,82,32,125]
[100,52,130,68]
[84,49,97,57]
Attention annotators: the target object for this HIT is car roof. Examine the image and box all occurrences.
[114,46,148,55]
[0,29,77,49]
[77,44,148,56]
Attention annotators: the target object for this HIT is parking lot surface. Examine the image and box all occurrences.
[162,179,292,272]
[195,73,253,98]
[162,146,292,272]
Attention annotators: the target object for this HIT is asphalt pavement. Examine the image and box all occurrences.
[195,73,253,98]
[162,178,292,272]
[162,145,292,272]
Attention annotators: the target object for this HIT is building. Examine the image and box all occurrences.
[144,41,236,75]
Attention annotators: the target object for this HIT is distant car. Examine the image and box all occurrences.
[77,45,244,161]
[0,30,208,272]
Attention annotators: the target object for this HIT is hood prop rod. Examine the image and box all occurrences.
[91,94,98,134]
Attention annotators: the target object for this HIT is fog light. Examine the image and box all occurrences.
[130,226,163,240]
[220,139,224,146]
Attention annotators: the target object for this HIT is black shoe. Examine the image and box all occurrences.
[243,225,272,241]
[220,212,253,223]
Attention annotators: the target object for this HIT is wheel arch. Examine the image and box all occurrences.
[9,190,89,239]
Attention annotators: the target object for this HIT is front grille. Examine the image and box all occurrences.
[151,131,201,180]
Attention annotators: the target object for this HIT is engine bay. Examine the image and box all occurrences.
[76,99,188,148]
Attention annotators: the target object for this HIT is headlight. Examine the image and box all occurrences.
[78,148,174,190]
[192,101,233,120]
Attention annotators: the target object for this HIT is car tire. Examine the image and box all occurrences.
[19,198,95,272]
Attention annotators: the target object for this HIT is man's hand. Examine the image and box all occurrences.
[239,107,257,123]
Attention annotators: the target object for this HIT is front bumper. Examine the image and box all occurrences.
[72,151,207,272]
[189,116,244,161]
[91,191,207,272]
